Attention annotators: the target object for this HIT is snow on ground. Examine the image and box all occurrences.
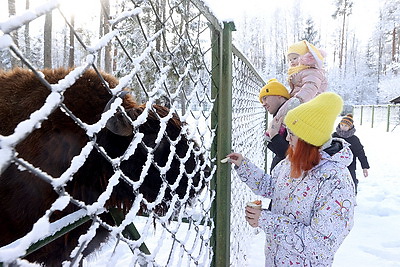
[19,118,399,267]
[4,116,400,267]
[248,121,400,267]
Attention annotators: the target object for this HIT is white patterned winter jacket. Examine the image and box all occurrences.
[236,138,356,267]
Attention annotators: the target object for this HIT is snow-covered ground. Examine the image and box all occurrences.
[248,121,400,267]
[85,117,400,267]
[3,114,399,267]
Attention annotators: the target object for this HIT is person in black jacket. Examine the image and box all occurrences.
[259,78,291,173]
[333,113,370,194]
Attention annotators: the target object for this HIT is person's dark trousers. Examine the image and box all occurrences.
[349,168,359,194]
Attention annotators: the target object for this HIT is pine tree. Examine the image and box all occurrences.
[300,17,320,46]
[332,0,353,70]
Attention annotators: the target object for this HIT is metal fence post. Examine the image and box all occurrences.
[387,105,391,132]
[210,22,222,267]
[360,106,364,125]
[371,105,375,128]
[210,21,234,267]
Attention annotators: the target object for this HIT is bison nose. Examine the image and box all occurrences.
[203,164,212,179]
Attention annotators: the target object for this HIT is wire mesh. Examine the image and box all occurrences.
[0,0,220,266]
[230,47,267,267]
[0,0,268,266]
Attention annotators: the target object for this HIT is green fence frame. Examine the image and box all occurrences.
[210,21,235,267]
[353,104,400,132]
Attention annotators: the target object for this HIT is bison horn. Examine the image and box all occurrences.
[104,91,134,137]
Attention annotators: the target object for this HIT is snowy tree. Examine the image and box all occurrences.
[68,14,75,68]
[24,0,30,59]
[102,0,112,73]
[288,2,299,43]
[365,0,400,103]
[233,15,267,74]
[332,0,353,71]
[299,17,320,46]
[44,10,52,68]
[380,0,400,74]
[8,0,20,68]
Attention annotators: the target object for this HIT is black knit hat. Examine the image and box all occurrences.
[340,113,354,127]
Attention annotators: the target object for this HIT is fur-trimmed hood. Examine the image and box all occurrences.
[320,137,354,168]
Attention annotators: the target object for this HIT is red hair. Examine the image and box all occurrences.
[287,139,321,178]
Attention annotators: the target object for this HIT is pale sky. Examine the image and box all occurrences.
[205,0,381,44]
[0,0,382,46]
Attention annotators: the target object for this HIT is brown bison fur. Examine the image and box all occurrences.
[0,67,208,266]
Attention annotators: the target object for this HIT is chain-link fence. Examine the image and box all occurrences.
[0,0,267,266]
[353,104,400,132]
[230,46,267,267]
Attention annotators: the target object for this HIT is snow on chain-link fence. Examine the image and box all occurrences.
[0,0,268,266]
[353,104,400,132]
[229,46,267,267]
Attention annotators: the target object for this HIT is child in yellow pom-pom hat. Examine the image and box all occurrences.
[271,40,328,134]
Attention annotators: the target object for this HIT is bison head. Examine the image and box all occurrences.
[79,91,210,216]
[0,67,211,265]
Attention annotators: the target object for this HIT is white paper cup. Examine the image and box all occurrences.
[246,201,262,210]
[246,201,262,234]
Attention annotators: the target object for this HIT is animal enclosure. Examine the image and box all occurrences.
[0,0,267,266]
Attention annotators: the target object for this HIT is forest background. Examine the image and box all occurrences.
[207,0,400,105]
[1,0,400,105]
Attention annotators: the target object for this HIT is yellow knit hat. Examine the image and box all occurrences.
[259,78,290,103]
[284,92,343,147]
[287,40,309,56]
[287,40,324,64]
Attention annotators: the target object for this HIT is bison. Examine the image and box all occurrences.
[0,67,210,266]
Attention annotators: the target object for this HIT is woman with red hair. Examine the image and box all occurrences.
[227,92,355,267]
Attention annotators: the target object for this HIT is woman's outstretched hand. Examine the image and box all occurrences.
[225,152,244,167]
